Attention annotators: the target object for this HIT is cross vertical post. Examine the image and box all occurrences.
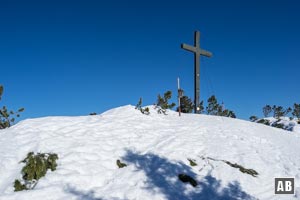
[181,31,212,113]
[194,31,200,114]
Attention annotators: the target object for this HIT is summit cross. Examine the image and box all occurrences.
[181,31,212,113]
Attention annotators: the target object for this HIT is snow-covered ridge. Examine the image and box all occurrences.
[0,105,299,199]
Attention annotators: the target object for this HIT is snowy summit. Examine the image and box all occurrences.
[0,105,299,200]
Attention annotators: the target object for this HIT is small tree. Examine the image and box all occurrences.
[135,97,150,115]
[206,95,236,118]
[292,103,300,119]
[249,116,258,122]
[206,95,220,115]
[220,109,236,118]
[262,105,272,117]
[156,91,176,114]
[177,96,193,113]
[0,85,24,129]
[272,105,291,119]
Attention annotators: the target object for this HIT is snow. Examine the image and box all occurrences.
[0,105,300,200]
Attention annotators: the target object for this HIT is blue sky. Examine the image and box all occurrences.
[0,0,299,120]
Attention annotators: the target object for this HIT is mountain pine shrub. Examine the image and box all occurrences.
[223,160,258,177]
[272,105,291,119]
[156,91,176,114]
[157,91,176,110]
[206,95,219,115]
[0,85,24,129]
[271,121,284,129]
[116,159,127,168]
[206,95,236,118]
[187,158,197,166]
[292,103,300,119]
[249,116,258,122]
[257,119,270,126]
[135,97,150,115]
[177,96,194,113]
[220,109,236,118]
[14,152,58,191]
[262,105,272,117]
[14,180,27,192]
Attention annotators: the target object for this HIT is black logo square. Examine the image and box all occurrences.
[275,178,294,194]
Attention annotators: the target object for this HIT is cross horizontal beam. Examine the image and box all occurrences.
[181,43,212,57]
[181,43,196,53]
[199,49,212,57]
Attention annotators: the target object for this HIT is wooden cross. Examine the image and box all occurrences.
[181,31,212,113]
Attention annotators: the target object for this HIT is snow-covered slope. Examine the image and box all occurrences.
[0,105,299,200]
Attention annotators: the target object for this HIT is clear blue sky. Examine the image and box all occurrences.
[0,0,299,120]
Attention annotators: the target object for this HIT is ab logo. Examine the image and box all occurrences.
[275,178,294,194]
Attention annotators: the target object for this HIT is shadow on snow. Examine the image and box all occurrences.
[64,184,126,200]
[122,149,256,200]
[64,149,255,200]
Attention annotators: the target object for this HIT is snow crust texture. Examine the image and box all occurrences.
[0,105,299,200]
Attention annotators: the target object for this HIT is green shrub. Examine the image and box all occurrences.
[177,96,194,113]
[257,119,270,126]
[14,180,27,192]
[206,95,219,115]
[249,116,258,122]
[223,161,258,177]
[292,103,300,119]
[135,97,142,109]
[262,105,272,117]
[143,107,150,114]
[14,152,58,191]
[206,95,236,118]
[220,109,236,118]
[116,159,127,168]
[0,85,24,129]
[135,97,150,115]
[187,158,197,166]
[271,122,284,129]
[156,91,176,114]
[272,105,291,119]
[203,156,259,177]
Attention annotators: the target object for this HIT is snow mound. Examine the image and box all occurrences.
[0,105,300,200]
